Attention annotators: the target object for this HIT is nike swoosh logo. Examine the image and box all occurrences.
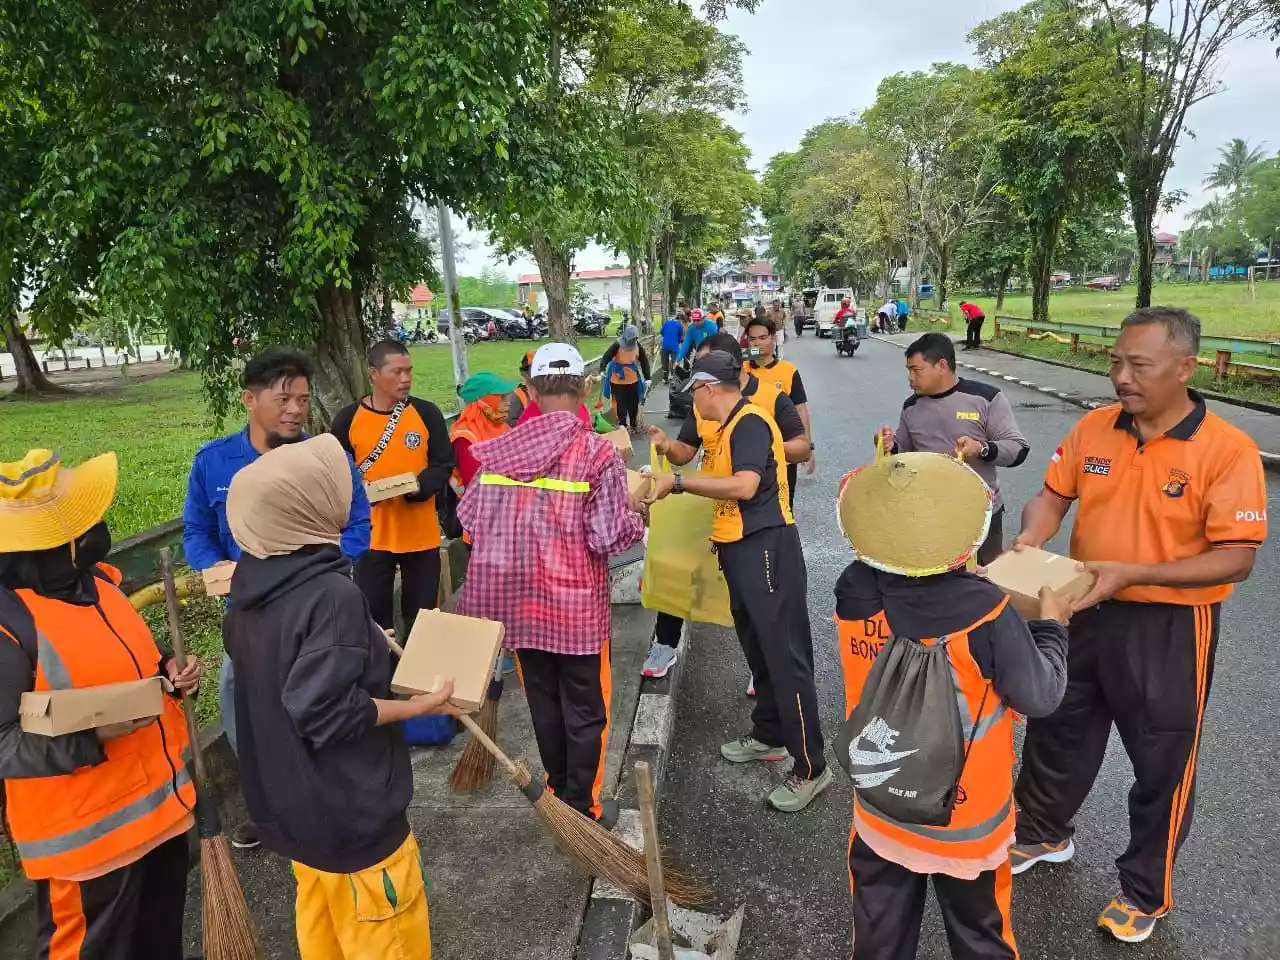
[847,745,918,765]
[852,768,900,789]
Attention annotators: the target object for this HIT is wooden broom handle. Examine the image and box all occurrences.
[636,761,675,960]
[159,548,209,785]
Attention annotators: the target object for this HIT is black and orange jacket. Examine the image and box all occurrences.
[332,396,454,555]
[0,564,194,881]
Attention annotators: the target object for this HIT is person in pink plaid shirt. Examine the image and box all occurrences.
[456,343,646,825]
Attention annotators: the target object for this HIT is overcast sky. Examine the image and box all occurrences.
[455,0,1280,277]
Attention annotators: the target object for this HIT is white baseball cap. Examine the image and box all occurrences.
[530,342,586,378]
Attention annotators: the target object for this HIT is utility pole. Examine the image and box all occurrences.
[436,200,468,387]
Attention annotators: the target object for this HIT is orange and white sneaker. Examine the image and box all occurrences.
[1097,895,1162,943]
[1009,838,1074,875]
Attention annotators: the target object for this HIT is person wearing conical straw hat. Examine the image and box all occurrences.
[0,449,203,959]
[221,434,459,959]
[646,350,830,813]
[833,448,1070,960]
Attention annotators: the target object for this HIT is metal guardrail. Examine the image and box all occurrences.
[995,315,1280,359]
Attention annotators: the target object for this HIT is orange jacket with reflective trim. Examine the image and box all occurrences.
[3,567,194,880]
[841,601,1015,879]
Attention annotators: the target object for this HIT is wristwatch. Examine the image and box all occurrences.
[979,441,991,459]
[673,473,685,495]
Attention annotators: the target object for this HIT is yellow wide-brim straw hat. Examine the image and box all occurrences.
[0,449,118,554]
[837,451,993,577]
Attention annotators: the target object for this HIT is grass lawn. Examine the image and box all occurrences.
[960,281,1280,340]
[0,337,613,540]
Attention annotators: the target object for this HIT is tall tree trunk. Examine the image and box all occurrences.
[628,246,642,331]
[936,242,953,310]
[311,282,370,429]
[645,234,659,333]
[1130,188,1157,309]
[995,265,1011,313]
[1027,219,1060,326]
[532,232,575,344]
[1,309,60,395]
[661,229,677,313]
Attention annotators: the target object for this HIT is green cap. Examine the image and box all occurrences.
[458,371,519,405]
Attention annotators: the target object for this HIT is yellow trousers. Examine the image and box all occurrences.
[292,832,431,960]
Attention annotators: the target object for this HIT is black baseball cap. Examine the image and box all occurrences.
[683,350,740,390]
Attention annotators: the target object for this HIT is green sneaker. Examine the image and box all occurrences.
[767,767,834,813]
[720,736,790,764]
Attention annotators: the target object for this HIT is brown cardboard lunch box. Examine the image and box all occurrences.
[984,547,1096,620]
[627,469,655,502]
[605,428,633,459]
[391,609,506,712]
[202,562,235,598]
[20,677,165,736]
[365,472,421,503]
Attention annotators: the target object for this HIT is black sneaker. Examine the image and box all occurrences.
[230,820,261,850]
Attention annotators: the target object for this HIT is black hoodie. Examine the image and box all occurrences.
[835,562,1068,718]
[223,545,411,873]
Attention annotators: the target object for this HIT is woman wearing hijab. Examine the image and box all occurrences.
[600,323,651,435]
[221,434,459,959]
[0,449,202,960]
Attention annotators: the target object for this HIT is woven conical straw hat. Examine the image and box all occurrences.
[837,452,993,576]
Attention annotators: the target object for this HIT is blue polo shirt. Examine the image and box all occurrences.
[660,317,685,352]
[182,429,372,571]
[677,319,719,362]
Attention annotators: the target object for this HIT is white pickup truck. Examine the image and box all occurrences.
[815,288,856,338]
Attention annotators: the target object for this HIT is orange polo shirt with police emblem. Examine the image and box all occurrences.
[1044,391,1267,605]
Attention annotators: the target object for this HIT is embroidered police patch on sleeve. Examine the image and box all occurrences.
[404,432,422,450]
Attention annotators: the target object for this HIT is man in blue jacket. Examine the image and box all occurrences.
[676,308,719,363]
[183,347,371,849]
[660,310,685,382]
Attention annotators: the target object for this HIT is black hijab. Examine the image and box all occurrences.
[0,521,114,605]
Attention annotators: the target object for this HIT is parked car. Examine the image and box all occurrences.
[1085,276,1122,291]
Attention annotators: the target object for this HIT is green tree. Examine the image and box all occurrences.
[972,3,1123,325]
[952,200,1028,311]
[863,64,999,307]
[1240,158,1280,261]
[1091,0,1263,308]
[7,0,552,423]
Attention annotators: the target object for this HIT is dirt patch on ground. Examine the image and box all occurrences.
[0,361,180,400]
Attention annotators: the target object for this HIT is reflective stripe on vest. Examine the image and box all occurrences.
[479,474,591,493]
[37,631,73,690]
[858,794,1013,844]
[15,766,193,861]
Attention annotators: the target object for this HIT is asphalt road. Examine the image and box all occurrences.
[656,332,1280,960]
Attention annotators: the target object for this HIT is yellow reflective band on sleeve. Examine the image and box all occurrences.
[479,474,591,494]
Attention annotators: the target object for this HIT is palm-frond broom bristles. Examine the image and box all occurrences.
[457,713,707,908]
[160,549,264,960]
[449,663,503,792]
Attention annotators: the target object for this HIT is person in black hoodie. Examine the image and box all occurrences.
[223,434,458,960]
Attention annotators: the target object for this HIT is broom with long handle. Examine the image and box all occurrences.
[159,548,264,960]
[382,633,704,907]
[448,658,503,792]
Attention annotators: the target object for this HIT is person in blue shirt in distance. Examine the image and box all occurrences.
[660,310,686,383]
[676,308,719,364]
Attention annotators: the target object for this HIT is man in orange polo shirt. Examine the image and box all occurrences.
[1008,307,1268,943]
[332,340,454,633]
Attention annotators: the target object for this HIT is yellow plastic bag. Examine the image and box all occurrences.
[640,449,734,627]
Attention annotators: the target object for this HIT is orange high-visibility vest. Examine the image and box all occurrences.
[839,600,1015,878]
[3,566,194,880]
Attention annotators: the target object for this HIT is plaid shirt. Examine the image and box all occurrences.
[455,411,644,655]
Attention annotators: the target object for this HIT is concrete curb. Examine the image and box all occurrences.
[576,624,688,960]
[870,334,1280,476]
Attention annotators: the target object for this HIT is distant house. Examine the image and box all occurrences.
[518,268,632,311]
[706,260,785,296]
[1155,231,1177,266]
[393,284,434,322]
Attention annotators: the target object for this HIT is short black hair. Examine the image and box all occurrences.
[530,374,586,398]
[905,332,956,370]
[745,315,776,336]
[701,331,744,366]
[1122,306,1201,356]
[243,348,312,392]
[368,338,410,370]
